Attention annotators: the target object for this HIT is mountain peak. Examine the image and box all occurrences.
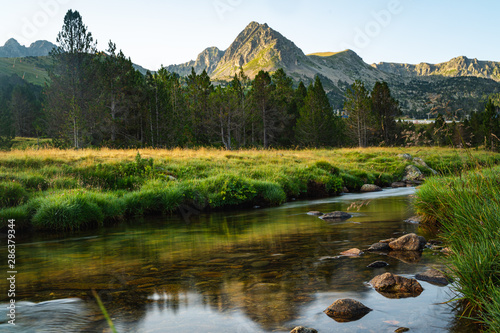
[0,38,56,57]
[4,38,21,47]
[211,21,308,79]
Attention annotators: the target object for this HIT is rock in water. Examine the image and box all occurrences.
[290,326,318,333]
[320,211,352,220]
[369,272,423,298]
[415,269,450,286]
[389,233,426,251]
[340,248,363,256]
[366,242,391,251]
[367,261,389,268]
[360,184,383,192]
[324,298,372,322]
[307,211,323,216]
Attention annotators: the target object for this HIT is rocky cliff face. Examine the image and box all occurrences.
[211,21,315,80]
[0,38,56,57]
[166,46,224,77]
[373,56,500,82]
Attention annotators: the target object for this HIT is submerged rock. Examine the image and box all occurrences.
[307,211,323,216]
[290,326,318,333]
[387,250,422,264]
[340,248,363,256]
[389,233,426,251]
[367,261,389,268]
[369,272,423,298]
[395,327,410,333]
[404,216,422,224]
[324,298,372,322]
[320,211,352,220]
[415,269,450,286]
[360,184,383,192]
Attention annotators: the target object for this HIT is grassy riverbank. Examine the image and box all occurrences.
[415,166,500,331]
[0,147,498,232]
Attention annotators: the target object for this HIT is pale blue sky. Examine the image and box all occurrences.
[1,0,499,70]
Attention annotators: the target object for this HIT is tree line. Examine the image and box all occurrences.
[0,10,498,151]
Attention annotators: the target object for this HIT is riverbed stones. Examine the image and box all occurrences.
[366,242,391,251]
[324,298,372,322]
[395,327,410,333]
[340,248,363,256]
[415,269,450,286]
[307,211,323,216]
[391,181,407,188]
[367,261,389,268]
[320,211,352,220]
[389,233,426,251]
[369,272,423,298]
[404,216,422,224]
[360,184,383,192]
[290,326,318,333]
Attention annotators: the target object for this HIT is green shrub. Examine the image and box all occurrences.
[0,181,28,208]
[313,160,340,176]
[17,174,48,191]
[341,172,364,191]
[252,180,286,206]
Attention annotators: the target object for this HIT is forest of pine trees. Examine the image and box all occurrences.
[0,10,499,150]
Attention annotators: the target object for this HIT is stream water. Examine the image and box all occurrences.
[0,188,475,332]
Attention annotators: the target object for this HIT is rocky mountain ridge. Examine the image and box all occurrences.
[0,38,56,57]
[373,56,500,82]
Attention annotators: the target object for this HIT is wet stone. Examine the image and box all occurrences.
[320,211,352,220]
[367,242,391,251]
[290,326,318,333]
[370,272,423,298]
[340,248,363,256]
[307,211,323,216]
[324,298,372,322]
[367,261,389,268]
[415,269,450,286]
[395,328,410,333]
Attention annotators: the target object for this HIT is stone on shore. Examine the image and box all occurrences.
[360,184,383,192]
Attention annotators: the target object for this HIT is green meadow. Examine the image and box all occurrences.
[0,146,498,232]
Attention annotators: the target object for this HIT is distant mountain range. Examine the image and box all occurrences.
[0,38,56,57]
[166,21,500,114]
[2,23,500,116]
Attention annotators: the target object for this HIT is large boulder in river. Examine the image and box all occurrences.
[369,272,423,298]
[389,233,426,251]
[324,298,372,322]
[360,184,383,192]
[402,165,424,181]
[290,326,318,333]
[320,211,352,220]
[415,269,450,286]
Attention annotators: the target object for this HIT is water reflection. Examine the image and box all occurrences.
[0,188,477,332]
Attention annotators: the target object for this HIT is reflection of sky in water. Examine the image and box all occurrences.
[0,188,474,332]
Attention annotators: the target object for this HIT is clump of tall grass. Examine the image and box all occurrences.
[0,181,28,208]
[31,190,126,231]
[415,166,500,329]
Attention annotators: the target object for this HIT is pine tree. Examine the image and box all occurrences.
[344,80,372,147]
[371,81,400,145]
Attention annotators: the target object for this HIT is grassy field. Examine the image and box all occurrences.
[415,166,500,331]
[0,146,498,232]
[0,56,50,85]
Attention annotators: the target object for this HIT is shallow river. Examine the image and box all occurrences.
[0,188,475,332]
